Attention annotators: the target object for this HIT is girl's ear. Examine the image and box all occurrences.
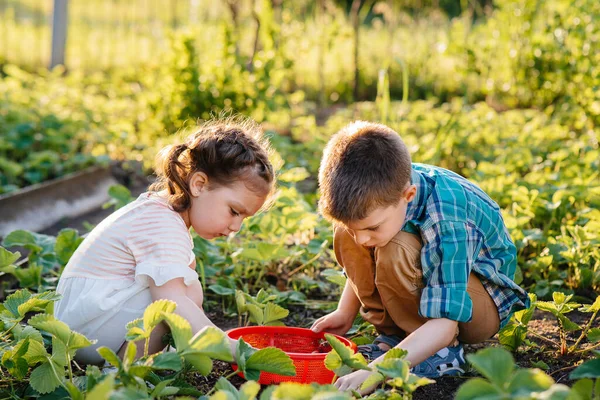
[189,172,209,197]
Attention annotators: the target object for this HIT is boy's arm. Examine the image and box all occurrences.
[311,280,360,334]
[334,318,458,393]
[149,277,238,355]
[338,279,361,315]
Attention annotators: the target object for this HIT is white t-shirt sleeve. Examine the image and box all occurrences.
[128,212,198,287]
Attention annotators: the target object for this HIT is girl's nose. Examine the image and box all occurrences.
[229,218,243,233]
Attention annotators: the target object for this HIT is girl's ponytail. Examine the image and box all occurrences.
[151,143,193,212]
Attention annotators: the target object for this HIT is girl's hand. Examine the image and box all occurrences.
[310,309,354,336]
[335,369,380,394]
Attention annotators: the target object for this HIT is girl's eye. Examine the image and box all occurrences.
[367,226,379,232]
[230,208,240,217]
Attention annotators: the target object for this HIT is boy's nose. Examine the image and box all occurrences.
[354,232,370,246]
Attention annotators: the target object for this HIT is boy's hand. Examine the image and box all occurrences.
[335,369,380,394]
[310,309,354,335]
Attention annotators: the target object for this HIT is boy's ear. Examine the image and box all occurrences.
[404,184,417,202]
[189,172,209,196]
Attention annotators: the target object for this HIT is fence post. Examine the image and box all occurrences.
[50,0,69,68]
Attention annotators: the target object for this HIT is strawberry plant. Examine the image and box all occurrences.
[455,347,571,399]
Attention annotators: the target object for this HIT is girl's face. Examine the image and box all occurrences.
[181,172,268,239]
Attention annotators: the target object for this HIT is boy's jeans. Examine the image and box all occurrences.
[334,228,500,344]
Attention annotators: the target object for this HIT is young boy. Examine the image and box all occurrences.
[311,121,529,392]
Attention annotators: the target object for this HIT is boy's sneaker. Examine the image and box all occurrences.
[410,343,465,378]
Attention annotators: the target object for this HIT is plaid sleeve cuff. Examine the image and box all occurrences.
[419,286,473,323]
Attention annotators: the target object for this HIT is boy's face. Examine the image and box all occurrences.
[343,185,417,248]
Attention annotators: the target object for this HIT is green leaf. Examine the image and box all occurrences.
[552,292,567,304]
[376,358,410,379]
[209,284,237,296]
[186,327,233,361]
[28,314,71,344]
[210,392,237,400]
[215,376,239,395]
[246,304,264,325]
[2,230,41,252]
[64,381,84,400]
[324,334,369,371]
[570,359,600,379]
[569,378,594,400]
[51,337,68,367]
[13,324,44,343]
[128,365,152,378]
[278,167,310,183]
[239,381,261,400]
[24,339,50,364]
[531,360,550,370]
[324,350,342,371]
[270,382,315,399]
[125,318,145,342]
[245,347,296,381]
[149,351,182,371]
[587,328,600,343]
[536,301,560,316]
[3,289,31,317]
[236,290,247,314]
[263,303,289,325]
[184,353,213,375]
[360,372,385,391]
[86,375,116,400]
[455,378,504,400]
[507,368,554,395]
[384,348,408,360]
[150,379,179,398]
[0,247,20,268]
[557,314,581,332]
[143,299,176,332]
[54,229,83,265]
[30,360,64,394]
[161,312,192,350]
[404,374,435,392]
[67,331,94,354]
[123,341,137,369]
[97,346,122,369]
[18,291,61,316]
[236,338,255,375]
[466,347,514,387]
[579,296,600,313]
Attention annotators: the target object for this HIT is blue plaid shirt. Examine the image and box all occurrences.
[404,164,530,328]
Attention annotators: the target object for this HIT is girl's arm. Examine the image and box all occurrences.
[148,277,238,356]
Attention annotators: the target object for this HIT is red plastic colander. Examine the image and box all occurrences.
[227,326,357,385]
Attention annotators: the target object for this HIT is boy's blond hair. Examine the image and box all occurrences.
[318,121,412,222]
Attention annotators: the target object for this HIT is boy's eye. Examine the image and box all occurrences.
[367,226,379,231]
[230,208,240,217]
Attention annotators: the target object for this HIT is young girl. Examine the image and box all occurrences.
[55,117,275,365]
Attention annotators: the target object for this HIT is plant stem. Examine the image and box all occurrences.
[529,331,560,348]
[144,337,150,358]
[569,309,598,353]
[575,341,600,354]
[0,322,19,341]
[206,370,240,396]
[288,252,322,277]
